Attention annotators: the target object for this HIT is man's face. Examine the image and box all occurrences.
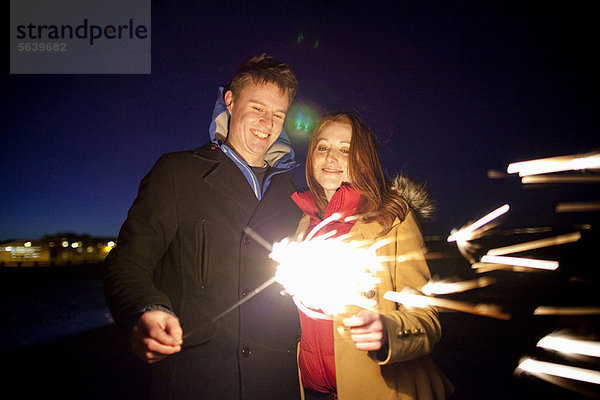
[224,81,290,166]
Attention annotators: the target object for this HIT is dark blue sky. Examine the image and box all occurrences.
[2,1,598,240]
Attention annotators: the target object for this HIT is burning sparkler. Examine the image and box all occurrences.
[271,234,382,315]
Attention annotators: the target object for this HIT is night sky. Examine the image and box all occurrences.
[2,1,598,241]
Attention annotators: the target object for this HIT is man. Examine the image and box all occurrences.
[104,54,303,399]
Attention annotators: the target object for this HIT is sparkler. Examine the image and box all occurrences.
[383,291,511,320]
[537,334,600,358]
[271,234,382,315]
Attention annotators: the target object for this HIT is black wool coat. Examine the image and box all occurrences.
[104,142,303,399]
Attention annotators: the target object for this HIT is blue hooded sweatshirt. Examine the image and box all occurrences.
[208,87,298,200]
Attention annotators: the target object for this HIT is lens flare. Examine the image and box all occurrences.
[284,101,322,141]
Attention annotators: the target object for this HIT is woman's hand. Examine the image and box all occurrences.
[342,310,386,351]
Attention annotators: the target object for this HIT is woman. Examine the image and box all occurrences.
[291,112,453,400]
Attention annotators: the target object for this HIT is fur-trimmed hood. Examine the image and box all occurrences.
[391,174,435,227]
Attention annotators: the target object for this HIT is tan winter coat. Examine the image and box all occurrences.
[296,197,453,399]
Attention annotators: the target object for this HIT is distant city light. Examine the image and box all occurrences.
[24,242,31,247]
[62,241,69,247]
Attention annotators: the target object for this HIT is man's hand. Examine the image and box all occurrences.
[131,310,183,363]
[342,310,386,351]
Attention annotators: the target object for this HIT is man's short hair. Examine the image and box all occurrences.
[229,54,297,103]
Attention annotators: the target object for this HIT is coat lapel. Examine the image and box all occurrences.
[194,146,259,217]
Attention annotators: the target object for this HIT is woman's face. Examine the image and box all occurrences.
[311,122,352,201]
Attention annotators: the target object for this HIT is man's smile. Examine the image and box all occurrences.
[251,128,269,139]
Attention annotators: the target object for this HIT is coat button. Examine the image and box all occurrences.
[242,346,252,358]
[412,328,422,335]
[241,289,250,297]
[365,289,376,299]
[397,330,411,338]
[242,236,250,245]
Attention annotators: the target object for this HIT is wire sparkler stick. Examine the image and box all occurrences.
[210,276,278,322]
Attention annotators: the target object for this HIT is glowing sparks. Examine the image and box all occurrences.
[534,306,600,316]
[447,204,510,243]
[556,201,600,213]
[421,277,495,295]
[516,358,600,385]
[271,235,382,315]
[537,334,600,358]
[521,175,600,184]
[480,255,558,270]
[383,291,511,320]
[507,152,600,176]
[306,213,341,241]
[486,232,581,256]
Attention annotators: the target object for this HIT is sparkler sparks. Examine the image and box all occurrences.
[516,358,600,385]
[534,306,600,316]
[507,152,600,176]
[486,232,581,256]
[556,201,600,213]
[383,291,511,320]
[447,204,510,243]
[421,277,495,295]
[479,255,559,271]
[537,334,600,358]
